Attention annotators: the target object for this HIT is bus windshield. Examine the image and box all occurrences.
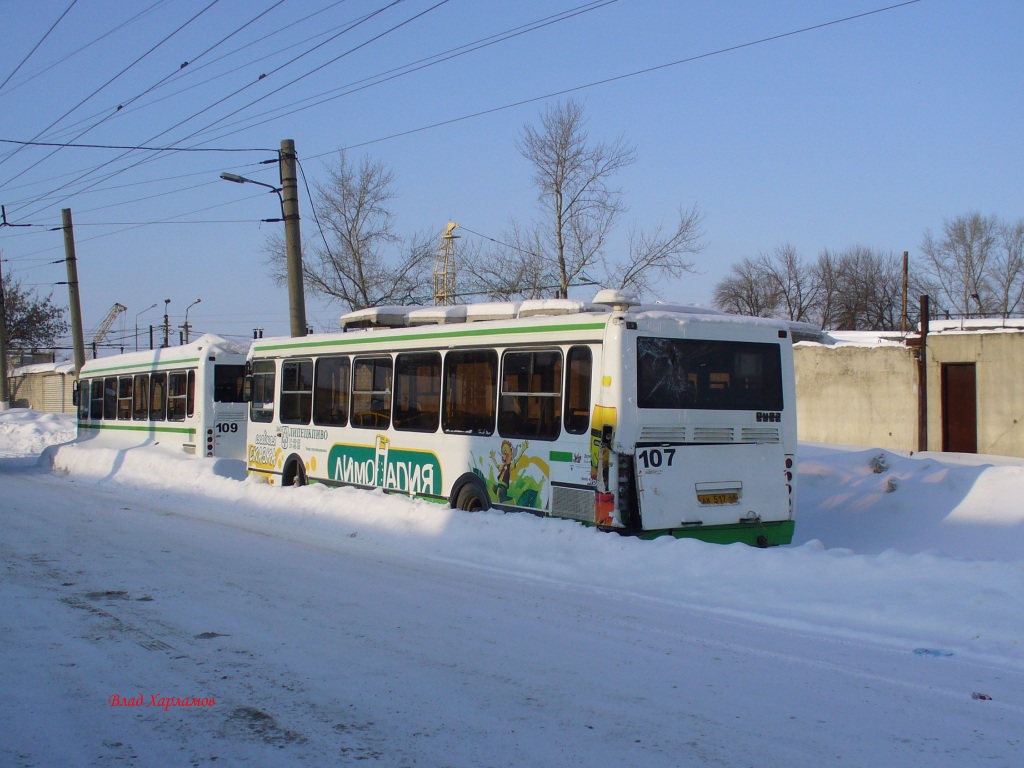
[636,337,784,411]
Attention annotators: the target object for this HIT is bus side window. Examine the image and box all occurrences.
[77,379,91,419]
[168,371,188,421]
[133,374,150,420]
[117,376,133,420]
[394,352,440,432]
[250,361,276,423]
[352,356,392,429]
[564,346,592,435]
[150,372,167,421]
[103,377,117,420]
[499,350,562,441]
[186,370,196,418]
[280,360,313,425]
[313,356,350,427]
[90,380,104,420]
[442,349,496,436]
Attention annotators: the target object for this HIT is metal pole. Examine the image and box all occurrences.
[62,209,86,375]
[917,295,930,452]
[0,255,9,409]
[280,139,307,337]
[901,250,908,336]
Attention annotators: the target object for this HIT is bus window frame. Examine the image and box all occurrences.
[498,348,563,441]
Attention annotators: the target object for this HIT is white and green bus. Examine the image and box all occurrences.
[74,334,249,459]
[244,291,796,546]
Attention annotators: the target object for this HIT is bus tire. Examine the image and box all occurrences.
[282,456,307,487]
[454,479,490,512]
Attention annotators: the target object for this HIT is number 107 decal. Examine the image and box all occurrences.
[637,448,676,469]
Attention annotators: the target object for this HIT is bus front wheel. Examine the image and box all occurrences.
[282,457,307,487]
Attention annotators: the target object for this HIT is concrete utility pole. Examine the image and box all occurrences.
[279,139,307,337]
[62,209,86,375]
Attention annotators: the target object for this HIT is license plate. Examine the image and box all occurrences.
[697,492,738,505]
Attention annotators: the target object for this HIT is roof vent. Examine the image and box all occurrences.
[592,289,640,312]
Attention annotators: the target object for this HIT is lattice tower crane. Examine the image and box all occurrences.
[89,303,127,348]
[433,222,459,306]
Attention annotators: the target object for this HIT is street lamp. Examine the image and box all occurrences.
[182,298,201,344]
[219,172,283,216]
[220,140,306,338]
[134,303,157,351]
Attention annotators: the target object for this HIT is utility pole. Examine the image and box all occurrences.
[900,250,909,336]
[917,295,930,452]
[0,254,8,410]
[62,209,86,375]
[280,139,307,337]
[162,299,171,347]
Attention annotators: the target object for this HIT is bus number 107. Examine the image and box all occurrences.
[637,448,676,469]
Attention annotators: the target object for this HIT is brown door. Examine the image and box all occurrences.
[941,363,977,453]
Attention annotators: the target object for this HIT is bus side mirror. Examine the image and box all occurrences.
[242,375,254,403]
[72,380,81,407]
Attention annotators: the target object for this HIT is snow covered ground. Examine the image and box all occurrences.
[1,409,1022,767]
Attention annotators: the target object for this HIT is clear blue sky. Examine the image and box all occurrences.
[1,0,1021,353]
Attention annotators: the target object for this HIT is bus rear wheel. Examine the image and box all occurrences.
[455,483,489,512]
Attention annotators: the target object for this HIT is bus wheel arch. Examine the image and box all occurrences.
[451,474,491,512]
[282,454,307,487]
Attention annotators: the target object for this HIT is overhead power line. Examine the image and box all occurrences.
[328,0,924,155]
[184,0,620,146]
[0,0,79,94]
[5,0,417,221]
[0,0,169,100]
[0,0,224,184]
[0,138,274,153]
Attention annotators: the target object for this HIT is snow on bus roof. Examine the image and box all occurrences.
[79,333,248,371]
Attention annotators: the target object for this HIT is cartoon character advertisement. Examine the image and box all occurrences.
[470,439,550,510]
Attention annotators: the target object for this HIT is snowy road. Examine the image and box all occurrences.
[3,460,1022,767]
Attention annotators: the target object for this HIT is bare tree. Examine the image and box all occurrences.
[605,205,705,296]
[989,218,1024,317]
[812,248,843,329]
[756,244,818,323]
[461,221,554,301]
[267,152,433,312]
[713,244,907,330]
[712,257,780,317]
[517,100,634,298]
[507,99,704,299]
[920,212,999,316]
[824,246,905,330]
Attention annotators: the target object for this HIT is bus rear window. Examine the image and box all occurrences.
[214,365,246,403]
[637,337,783,411]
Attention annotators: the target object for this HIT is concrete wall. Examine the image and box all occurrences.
[925,332,1024,457]
[6,367,76,413]
[794,344,918,451]
[795,330,1024,458]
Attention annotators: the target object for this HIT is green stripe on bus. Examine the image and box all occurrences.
[549,451,574,462]
[78,422,196,436]
[82,357,202,375]
[637,520,796,546]
[253,321,607,353]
